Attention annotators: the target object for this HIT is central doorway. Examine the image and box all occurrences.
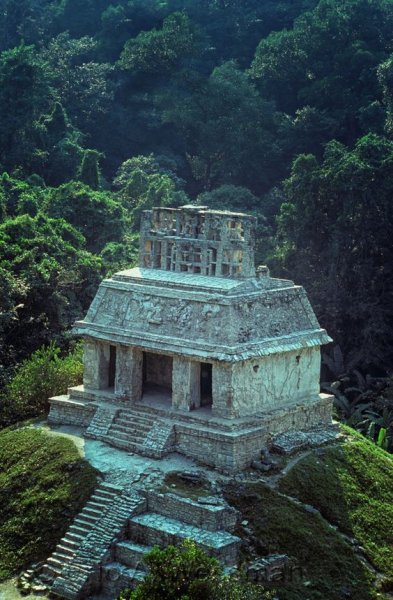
[142,352,173,399]
[200,362,212,407]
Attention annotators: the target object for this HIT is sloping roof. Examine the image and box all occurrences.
[74,268,331,362]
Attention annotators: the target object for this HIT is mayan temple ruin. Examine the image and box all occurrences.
[31,205,337,599]
[49,205,333,471]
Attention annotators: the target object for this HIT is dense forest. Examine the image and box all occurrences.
[0,0,392,444]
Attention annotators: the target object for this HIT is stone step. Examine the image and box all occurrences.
[111,423,151,437]
[85,499,110,511]
[55,544,75,557]
[40,482,122,590]
[57,539,79,552]
[129,513,240,566]
[117,413,155,425]
[92,488,121,501]
[81,505,103,516]
[77,511,100,525]
[68,524,90,537]
[105,436,144,452]
[51,549,73,563]
[146,490,239,532]
[107,428,145,443]
[101,563,146,598]
[100,482,123,492]
[115,541,152,569]
[64,531,85,543]
[44,557,63,576]
[73,517,94,530]
[116,414,154,426]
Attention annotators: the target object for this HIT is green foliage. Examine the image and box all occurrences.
[275,133,393,371]
[100,237,139,276]
[78,149,102,190]
[278,428,393,587]
[114,155,188,229]
[0,44,52,172]
[41,33,114,131]
[250,0,390,141]
[34,102,84,186]
[225,431,393,599]
[121,541,269,600]
[45,182,125,252]
[119,12,196,74]
[160,61,279,192]
[197,185,260,213]
[0,342,83,427]
[0,427,97,580]
[0,209,102,368]
[378,54,393,134]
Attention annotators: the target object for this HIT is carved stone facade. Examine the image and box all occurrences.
[49,205,333,471]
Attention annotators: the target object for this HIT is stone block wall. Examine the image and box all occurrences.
[175,393,333,471]
[145,491,238,532]
[213,347,322,419]
[48,396,96,428]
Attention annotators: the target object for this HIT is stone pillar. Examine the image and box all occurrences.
[172,356,200,411]
[83,339,110,390]
[212,363,237,418]
[115,346,143,403]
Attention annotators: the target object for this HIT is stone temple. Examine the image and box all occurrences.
[49,205,333,471]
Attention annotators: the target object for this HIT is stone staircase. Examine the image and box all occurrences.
[98,408,176,458]
[36,482,240,599]
[104,409,155,451]
[101,490,241,598]
[41,482,122,583]
[37,482,146,600]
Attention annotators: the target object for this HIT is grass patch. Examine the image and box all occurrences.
[223,429,393,600]
[278,427,393,589]
[225,481,377,600]
[0,426,97,581]
[161,472,212,499]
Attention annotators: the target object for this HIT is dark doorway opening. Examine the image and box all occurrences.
[142,352,173,396]
[108,345,116,388]
[200,363,212,407]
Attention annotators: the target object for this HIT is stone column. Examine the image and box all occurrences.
[172,356,200,411]
[83,339,110,390]
[212,363,237,418]
[115,346,143,403]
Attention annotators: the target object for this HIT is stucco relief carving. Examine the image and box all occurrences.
[94,290,129,326]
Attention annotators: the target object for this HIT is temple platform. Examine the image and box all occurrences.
[48,387,334,472]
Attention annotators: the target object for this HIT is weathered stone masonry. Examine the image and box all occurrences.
[49,205,333,471]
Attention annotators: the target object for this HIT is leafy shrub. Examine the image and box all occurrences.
[0,342,83,427]
[120,541,270,600]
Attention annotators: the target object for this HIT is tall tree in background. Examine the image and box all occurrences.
[0,44,52,172]
[160,61,280,194]
[276,133,393,371]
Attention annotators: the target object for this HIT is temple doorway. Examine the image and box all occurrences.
[142,352,173,397]
[200,362,212,407]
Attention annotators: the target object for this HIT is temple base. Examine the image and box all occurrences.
[48,389,334,472]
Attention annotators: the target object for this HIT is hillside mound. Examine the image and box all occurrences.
[0,427,97,581]
[224,428,393,600]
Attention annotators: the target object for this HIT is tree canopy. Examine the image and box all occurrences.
[0,0,392,383]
